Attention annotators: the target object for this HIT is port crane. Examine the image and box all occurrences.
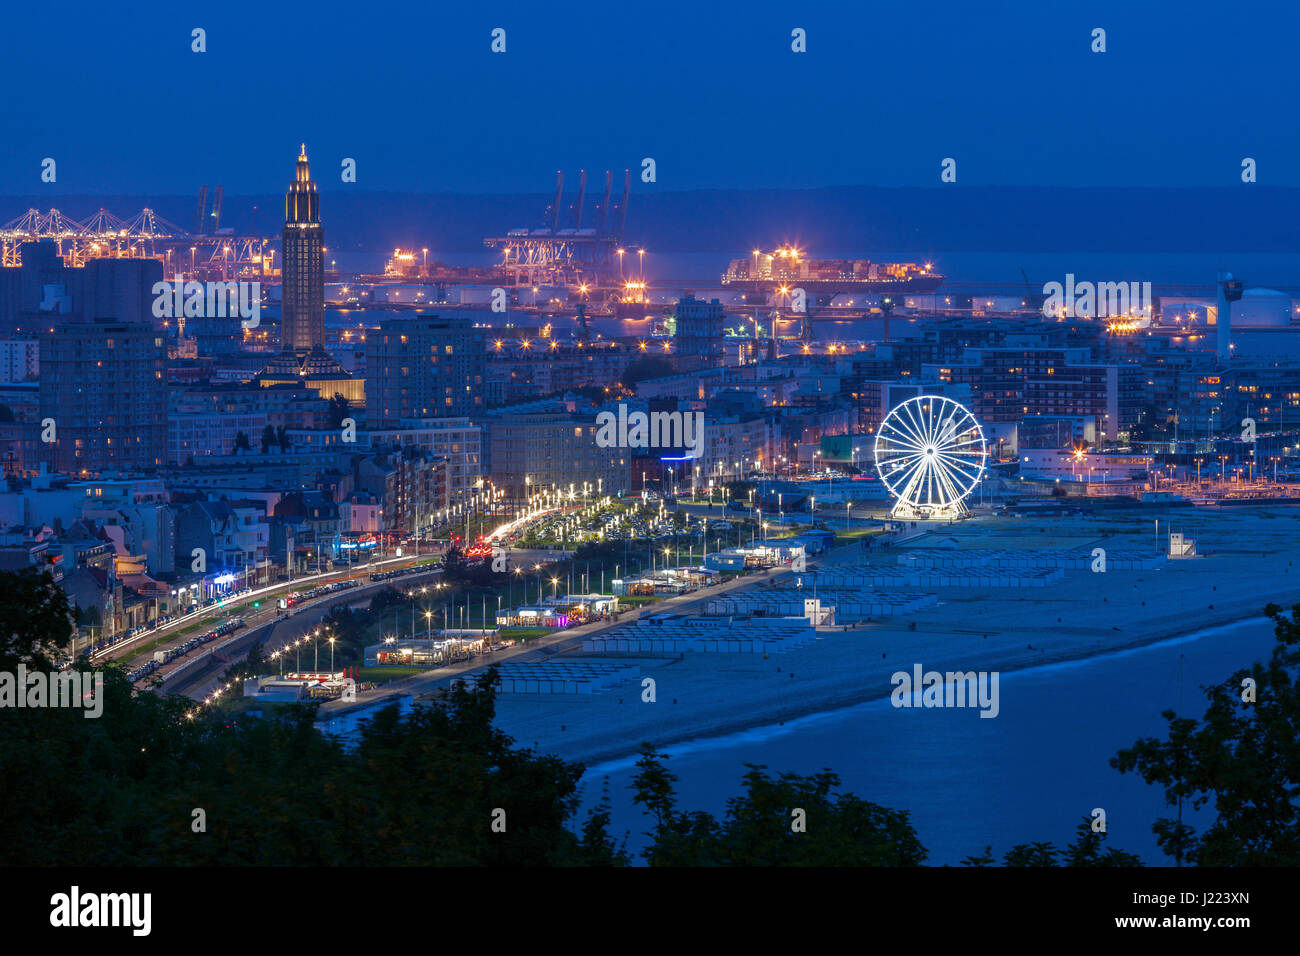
[483,168,633,288]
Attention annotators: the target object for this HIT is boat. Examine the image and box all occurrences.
[722,246,944,294]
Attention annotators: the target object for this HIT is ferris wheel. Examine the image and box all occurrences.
[874,396,987,519]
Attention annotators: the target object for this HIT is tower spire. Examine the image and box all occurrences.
[280,146,324,354]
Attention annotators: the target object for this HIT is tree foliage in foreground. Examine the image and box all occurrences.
[0,663,627,866]
[1111,602,1300,865]
[630,745,928,865]
[962,818,1141,867]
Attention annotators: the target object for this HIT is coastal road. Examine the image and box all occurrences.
[101,550,445,673]
[159,563,449,698]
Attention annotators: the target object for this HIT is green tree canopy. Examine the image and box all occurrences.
[630,745,928,865]
[1112,601,1300,865]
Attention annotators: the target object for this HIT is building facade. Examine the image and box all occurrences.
[365,315,487,426]
[38,317,167,475]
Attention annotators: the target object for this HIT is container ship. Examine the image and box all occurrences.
[721,246,944,294]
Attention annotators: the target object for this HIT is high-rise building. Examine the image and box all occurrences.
[39,317,167,475]
[280,144,324,354]
[261,145,349,384]
[365,315,487,427]
[0,241,162,335]
[0,339,38,382]
[927,346,1120,445]
[78,258,164,328]
[674,294,726,369]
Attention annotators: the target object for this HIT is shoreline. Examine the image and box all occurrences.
[572,610,1275,772]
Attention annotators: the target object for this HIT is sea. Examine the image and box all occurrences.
[573,617,1279,866]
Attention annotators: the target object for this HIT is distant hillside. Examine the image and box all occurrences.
[4,186,1298,255]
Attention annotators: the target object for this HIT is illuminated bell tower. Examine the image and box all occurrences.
[281,144,325,354]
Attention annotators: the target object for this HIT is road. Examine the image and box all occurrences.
[156,545,561,698]
[99,550,445,673]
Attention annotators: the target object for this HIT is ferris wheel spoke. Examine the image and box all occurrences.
[895,459,930,507]
[936,457,954,501]
[940,452,984,467]
[881,449,929,470]
[901,401,934,449]
[899,401,931,448]
[931,460,966,505]
[937,447,984,479]
[934,451,983,483]
[927,473,946,508]
[877,419,926,451]
[892,457,927,491]
[881,413,928,451]
[920,403,941,448]
[934,414,959,449]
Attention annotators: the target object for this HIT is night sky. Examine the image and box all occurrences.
[3,0,1298,195]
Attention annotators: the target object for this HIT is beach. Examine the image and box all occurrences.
[490,504,1300,766]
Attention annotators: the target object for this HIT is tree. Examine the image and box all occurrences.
[620,356,674,392]
[631,745,928,865]
[1112,602,1300,865]
[233,430,252,453]
[963,817,1141,867]
[327,393,351,429]
[0,568,75,670]
[573,784,631,867]
[442,545,500,588]
[275,425,291,452]
[0,636,611,865]
[221,639,267,687]
[261,424,277,453]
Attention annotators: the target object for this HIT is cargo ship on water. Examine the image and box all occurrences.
[721,246,943,294]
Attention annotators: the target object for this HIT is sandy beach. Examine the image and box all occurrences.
[489,504,1300,766]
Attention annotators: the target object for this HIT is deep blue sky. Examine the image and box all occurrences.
[3,0,1298,195]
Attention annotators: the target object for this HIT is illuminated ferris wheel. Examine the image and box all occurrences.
[874,396,987,519]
